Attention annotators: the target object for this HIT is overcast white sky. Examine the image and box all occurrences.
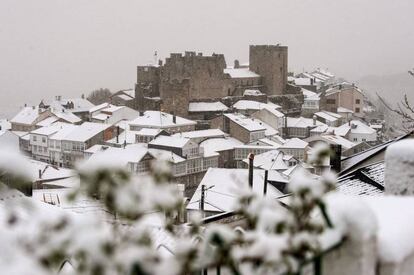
[1,0,413,116]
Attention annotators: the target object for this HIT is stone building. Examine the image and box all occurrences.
[135,45,291,120]
[249,45,288,95]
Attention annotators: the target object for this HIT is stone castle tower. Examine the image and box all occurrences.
[249,45,288,95]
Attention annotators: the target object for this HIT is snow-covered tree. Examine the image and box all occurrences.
[0,145,337,275]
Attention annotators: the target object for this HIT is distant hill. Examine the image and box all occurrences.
[356,72,414,104]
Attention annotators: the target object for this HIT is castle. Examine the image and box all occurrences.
[135,45,302,123]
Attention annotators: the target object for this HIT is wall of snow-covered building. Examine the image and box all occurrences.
[348,131,377,143]
[252,108,285,131]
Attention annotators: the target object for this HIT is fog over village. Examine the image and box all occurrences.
[1,1,414,275]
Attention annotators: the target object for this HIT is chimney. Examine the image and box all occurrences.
[329,144,342,173]
[172,112,176,124]
[248,153,255,188]
[116,126,120,144]
[313,115,317,126]
[158,60,163,66]
[310,78,314,85]
[38,169,42,179]
[385,140,414,195]
[234,59,240,69]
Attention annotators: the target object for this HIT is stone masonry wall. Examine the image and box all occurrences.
[249,45,288,96]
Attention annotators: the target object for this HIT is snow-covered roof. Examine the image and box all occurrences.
[243,89,264,96]
[136,128,165,136]
[149,135,190,148]
[233,100,276,111]
[62,122,112,142]
[281,138,308,149]
[48,98,95,113]
[84,144,110,154]
[52,110,81,124]
[302,88,320,100]
[106,130,141,145]
[31,122,71,136]
[27,159,76,182]
[320,135,356,150]
[10,106,42,125]
[49,124,78,141]
[173,129,226,140]
[337,162,384,196]
[336,120,376,135]
[188,102,228,112]
[148,148,186,164]
[286,117,326,128]
[36,116,59,127]
[89,103,110,114]
[129,111,196,129]
[85,143,150,168]
[92,113,110,121]
[310,124,330,134]
[224,68,261,78]
[200,137,243,157]
[224,113,266,132]
[186,168,283,213]
[315,111,341,122]
[246,150,291,171]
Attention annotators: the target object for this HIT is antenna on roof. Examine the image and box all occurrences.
[154,51,158,66]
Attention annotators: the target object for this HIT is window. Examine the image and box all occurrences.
[136,160,151,173]
[42,137,46,143]
[326,99,336,104]
[353,138,358,142]
[355,107,360,113]
[356,99,361,104]
[362,138,367,142]
[33,136,37,142]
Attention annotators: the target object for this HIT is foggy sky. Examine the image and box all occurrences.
[1,0,413,117]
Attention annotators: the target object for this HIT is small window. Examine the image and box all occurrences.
[33,136,37,142]
[42,137,46,143]
[356,99,361,104]
[355,107,360,113]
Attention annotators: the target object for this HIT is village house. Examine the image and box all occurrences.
[301,88,320,117]
[251,104,285,131]
[60,122,114,167]
[278,138,309,161]
[335,120,377,144]
[10,106,52,132]
[187,101,229,123]
[314,111,344,127]
[234,145,277,168]
[283,116,327,139]
[224,60,263,96]
[199,137,243,168]
[29,122,72,163]
[90,104,139,125]
[148,135,220,196]
[288,77,318,92]
[40,96,95,121]
[211,113,267,143]
[110,89,135,109]
[321,82,364,117]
